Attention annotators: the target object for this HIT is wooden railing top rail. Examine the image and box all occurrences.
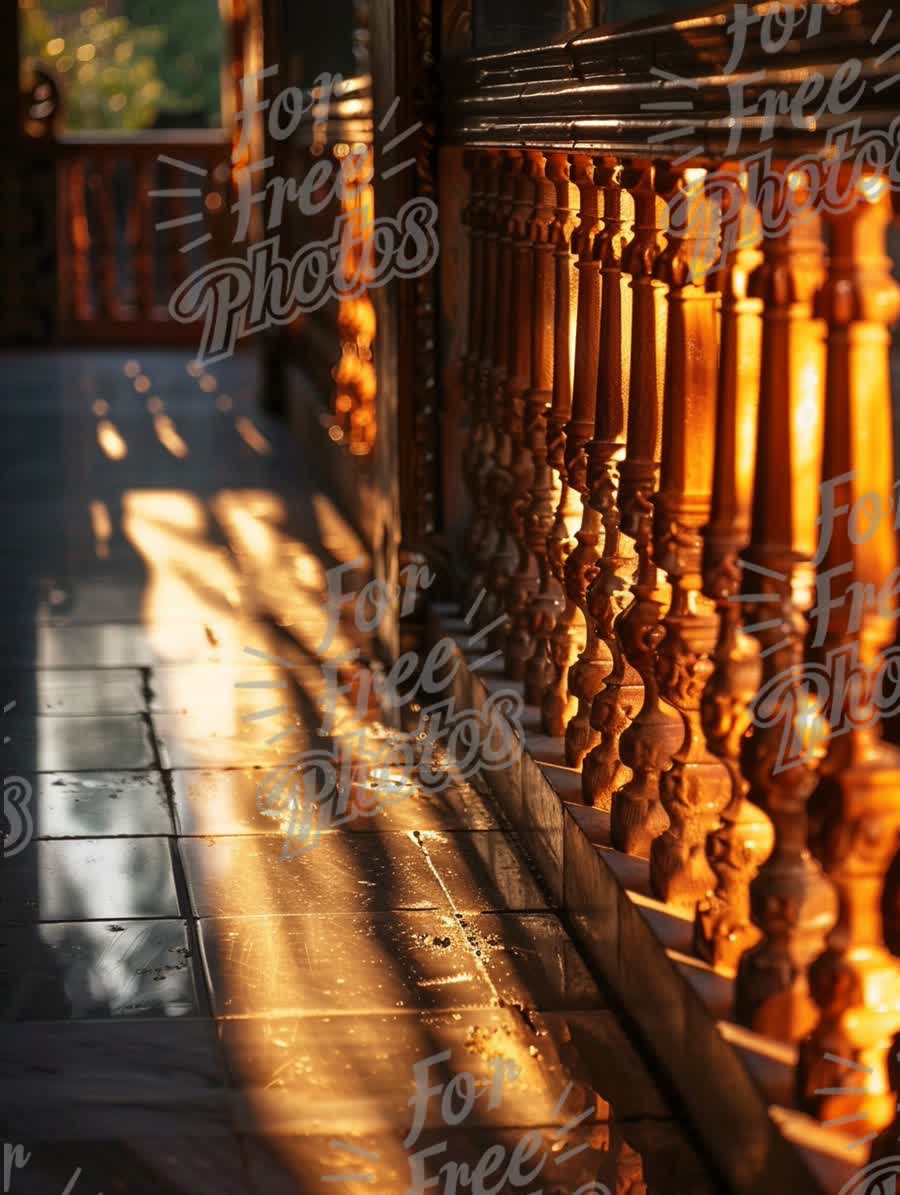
[442,0,900,158]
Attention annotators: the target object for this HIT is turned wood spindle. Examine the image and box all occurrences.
[517,152,561,699]
[564,154,605,767]
[695,170,775,968]
[502,156,542,674]
[649,166,733,907]
[66,157,92,324]
[541,156,585,736]
[798,176,900,1135]
[735,176,839,1043]
[611,160,676,858]
[582,160,642,810]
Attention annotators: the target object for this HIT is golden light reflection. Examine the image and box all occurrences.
[312,493,369,564]
[96,418,128,460]
[153,413,190,459]
[89,498,112,559]
[235,415,272,455]
[211,491,356,660]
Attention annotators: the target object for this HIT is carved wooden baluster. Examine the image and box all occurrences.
[631,170,721,903]
[92,157,120,323]
[479,151,521,634]
[469,152,502,607]
[695,171,774,968]
[516,152,558,695]
[735,180,838,1043]
[797,177,900,1134]
[649,166,732,906]
[564,154,605,766]
[66,156,92,324]
[501,156,540,669]
[541,156,585,735]
[611,161,677,857]
[581,160,637,809]
[462,152,488,573]
[133,156,156,321]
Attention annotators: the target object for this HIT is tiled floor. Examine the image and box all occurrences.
[0,351,721,1194]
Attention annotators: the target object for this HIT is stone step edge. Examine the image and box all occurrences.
[429,603,827,1195]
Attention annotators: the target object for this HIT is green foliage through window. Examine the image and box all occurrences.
[20,0,223,130]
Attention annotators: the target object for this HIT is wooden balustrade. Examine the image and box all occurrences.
[458,139,900,1140]
[449,6,900,1154]
[56,131,231,344]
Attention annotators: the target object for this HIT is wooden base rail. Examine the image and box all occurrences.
[458,144,900,1152]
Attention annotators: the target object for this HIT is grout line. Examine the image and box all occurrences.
[408,828,507,1007]
[140,670,214,1022]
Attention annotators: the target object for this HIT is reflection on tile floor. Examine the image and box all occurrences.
[0,351,719,1194]
[0,920,198,1019]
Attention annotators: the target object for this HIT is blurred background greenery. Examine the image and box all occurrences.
[20,0,224,129]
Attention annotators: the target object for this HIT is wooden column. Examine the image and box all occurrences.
[735,178,839,1043]
[564,154,605,767]
[610,161,677,857]
[694,172,775,968]
[649,166,732,907]
[798,177,900,1135]
[540,157,585,736]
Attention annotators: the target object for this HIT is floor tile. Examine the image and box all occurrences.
[4,624,156,668]
[4,715,155,771]
[414,830,550,912]
[0,1020,232,1139]
[171,769,279,837]
[243,1128,614,1195]
[148,662,323,716]
[0,838,180,923]
[458,912,606,1011]
[197,912,493,1017]
[178,834,447,917]
[27,771,172,838]
[5,1139,251,1195]
[170,768,498,838]
[221,1009,601,1136]
[153,712,310,769]
[0,920,199,1019]
[0,668,146,715]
